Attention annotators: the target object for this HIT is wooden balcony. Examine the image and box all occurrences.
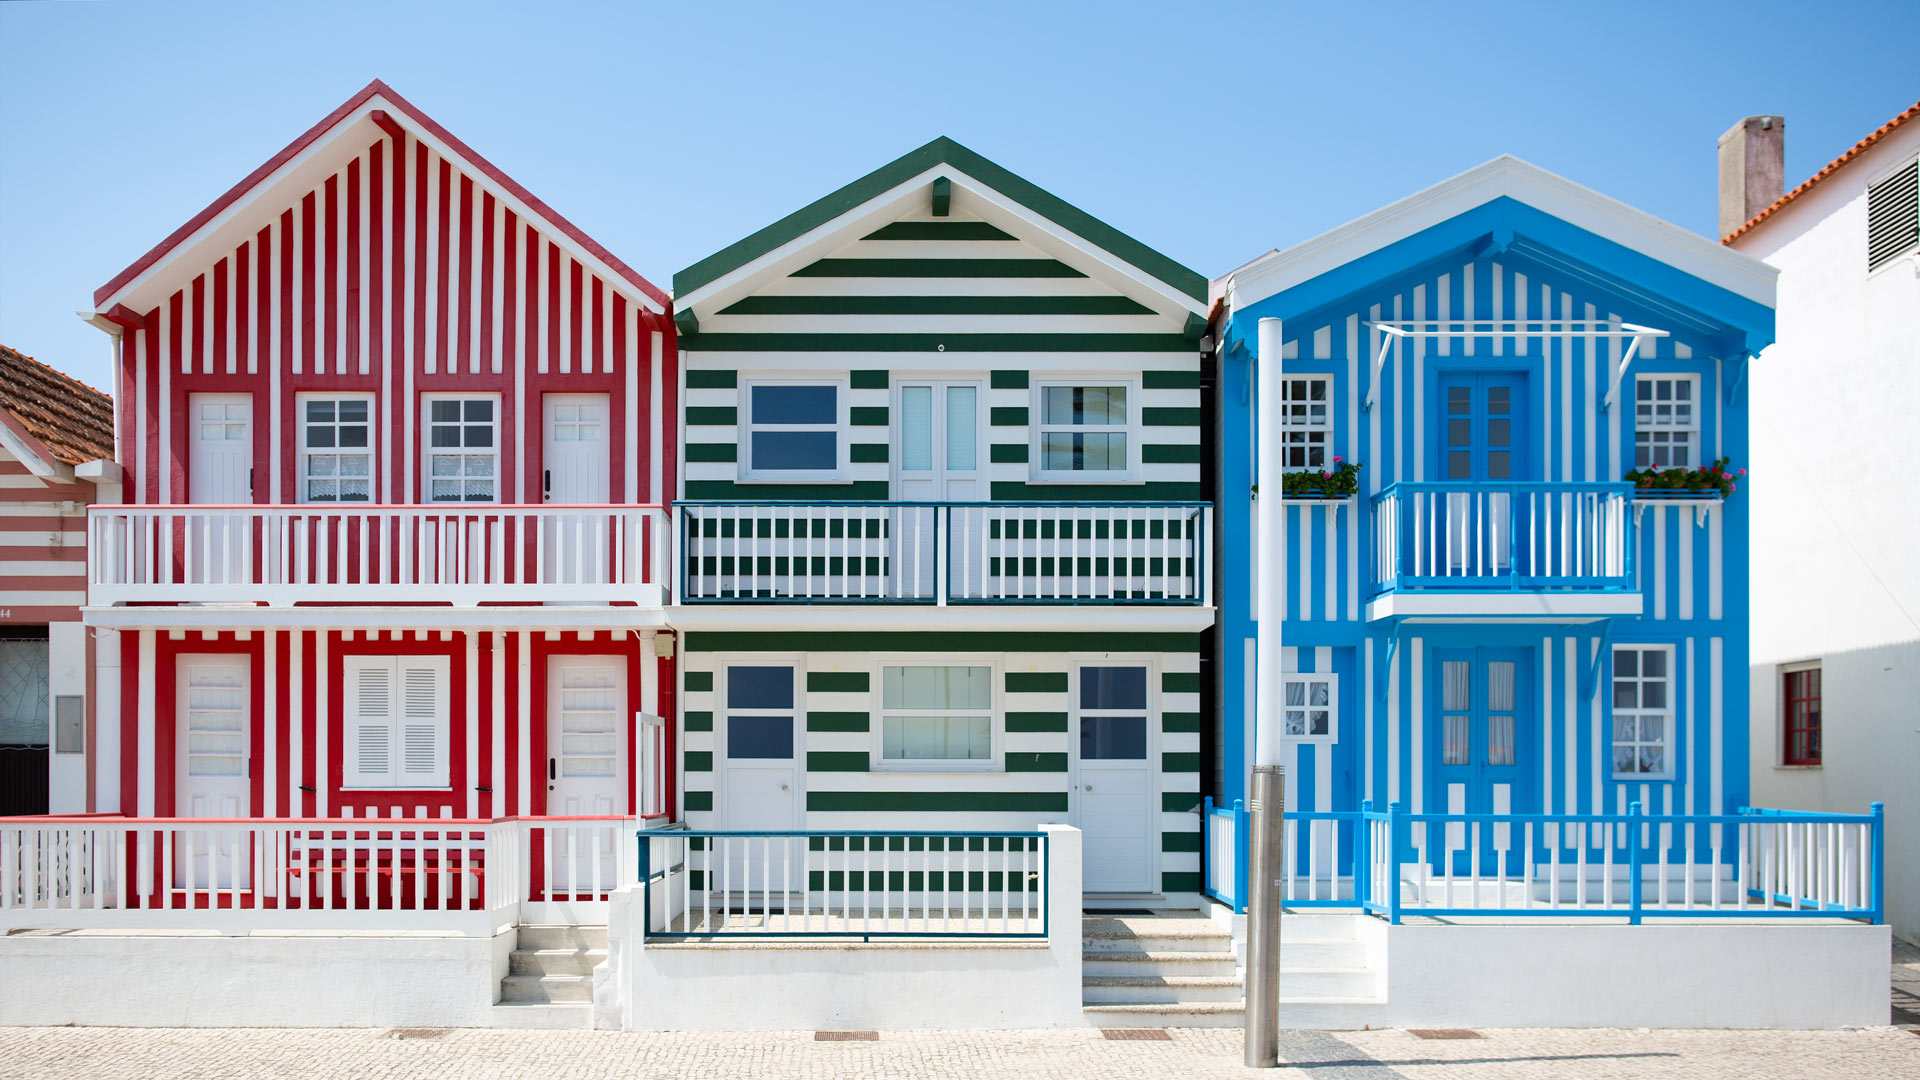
[677,501,1211,606]
[86,504,672,608]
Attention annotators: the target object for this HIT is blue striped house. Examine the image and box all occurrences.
[1213,158,1777,895]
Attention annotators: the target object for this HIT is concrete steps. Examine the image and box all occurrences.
[1082,915,1244,1026]
[492,925,606,1026]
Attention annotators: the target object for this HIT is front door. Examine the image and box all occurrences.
[174,655,250,888]
[188,393,252,585]
[1435,372,1528,577]
[893,379,984,596]
[542,393,611,585]
[546,656,626,891]
[718,663,801,905]
[1073,664,1155,894]
[1432,647,1530,873]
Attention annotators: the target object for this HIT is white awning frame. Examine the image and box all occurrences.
[1358,320,1668,412]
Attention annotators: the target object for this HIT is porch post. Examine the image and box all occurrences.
[1870,802,1885,925]
[1247,317,1287,1069]
[1627,801,1644,925]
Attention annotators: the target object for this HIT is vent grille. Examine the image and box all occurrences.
[1868,158,1919,271]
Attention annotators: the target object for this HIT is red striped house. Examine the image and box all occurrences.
[0,345,115,814]
[78,81,679,837]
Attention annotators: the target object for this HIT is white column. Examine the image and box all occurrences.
[1254,318,1288,773]
[136,630,156,817]
[94,629,122,813]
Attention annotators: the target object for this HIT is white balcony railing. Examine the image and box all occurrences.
[87,504,671,606]
[678,501,1210,605]
[1370,482,1634,594]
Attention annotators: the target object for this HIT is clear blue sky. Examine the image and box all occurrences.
[4,0,1916,391]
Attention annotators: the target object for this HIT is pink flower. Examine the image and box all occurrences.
[1730,483,1737,494]
[1333,456,1343,464]
[1738,468,1747,477]
[1650,464,1660,473]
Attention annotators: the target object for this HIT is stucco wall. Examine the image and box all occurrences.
[1732,119,1920,946]
[0,931,511,1027]
[1381,921,1889,1028]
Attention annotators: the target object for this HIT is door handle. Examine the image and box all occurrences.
[549,758,556,780]
[1085,785,1093,792]
[781,784,790,791]
[543,469,552,501]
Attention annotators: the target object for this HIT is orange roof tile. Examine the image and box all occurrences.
[0,345,115,466]
[1723,99,1920,245]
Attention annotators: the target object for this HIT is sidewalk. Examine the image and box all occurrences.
[1,1024,1915,1080]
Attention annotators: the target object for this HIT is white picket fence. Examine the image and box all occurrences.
[88,504,671,606]
[0,813,668,934]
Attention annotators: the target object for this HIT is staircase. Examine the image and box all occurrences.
[1081,914,1245,1027]
[1080,911,1387,1029]
[491,924,604,1029]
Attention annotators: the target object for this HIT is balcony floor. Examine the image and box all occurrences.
[1365,591,1643,623]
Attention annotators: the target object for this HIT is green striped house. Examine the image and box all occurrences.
[670,138,1214,904]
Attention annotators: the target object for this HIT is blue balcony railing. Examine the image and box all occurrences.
[677,501,1210,606]
[1370,481,1634,594]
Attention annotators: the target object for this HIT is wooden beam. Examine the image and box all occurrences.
[675,308,699,339]
[931,176,951,217]
[370,109,406,141]
[101,304,147,331]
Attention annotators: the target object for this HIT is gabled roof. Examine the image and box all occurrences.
[673,137,1207,320]
[94,79,668,315]
[0,345,114,469]
[1723,99,1920,244]
[1222,156,1776,323]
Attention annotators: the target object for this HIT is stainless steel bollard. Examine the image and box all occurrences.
[1243,764,1285,1067]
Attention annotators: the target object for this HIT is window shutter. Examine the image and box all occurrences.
[346,658,395,787]
[1868,158,1919,271]
[399,658,449,788]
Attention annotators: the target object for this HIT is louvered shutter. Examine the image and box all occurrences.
[1868,158,1919,271]
[346,658,395,787]
[399,657,450,788]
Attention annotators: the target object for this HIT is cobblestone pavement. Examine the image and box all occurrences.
[2,1024,1917,1080]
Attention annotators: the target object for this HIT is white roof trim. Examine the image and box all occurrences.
[675,164,1205,325]
[1224,156,1777,314]
[98,95,664,317]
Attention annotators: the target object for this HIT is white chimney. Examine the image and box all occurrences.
[1718,115,1785,238]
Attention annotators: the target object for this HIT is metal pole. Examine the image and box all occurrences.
[1244,764,1285,1067]
[1246,315,1289,1067]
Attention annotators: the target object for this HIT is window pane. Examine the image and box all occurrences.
[727,715,793,760]
[1285,709,1307,735]
[883,715,989,760]
[753,385,836,425]
[339,400,368,422]
[1448,386,1469,413]
[308,426,336,449]
[432,400,460,423]
[338,424,368,448]
[1442,714,1469,765]
[1285,681,1304,707]
[1487,661,1515,711]
[726,666,793,710]
[1443,661,1470,711]
[1041,431,1076,471]
[1614,746,1639,774]
[464,399,492,422]
[1642,649,1667,679]
[751,430,837,471]
[1080,715,1146,760]
[1614,680,1637,708]
[1488,714,1515,766]
[945,386,977,470]
[901,386,932,471]
[884,666,989,710]
[1488,451,1510,479]
[1488,386,1510,413]
[306,400,335,423]
[1638,746,1664,774]
[1448,451,1470,479]
[1081,666,1147,710]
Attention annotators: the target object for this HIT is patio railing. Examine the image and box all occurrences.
[1200,801,1884,923]
[1371,482,1634,594]
[640,830,1049,940]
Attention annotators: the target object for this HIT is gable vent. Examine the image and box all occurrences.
[1868,158,1919,271]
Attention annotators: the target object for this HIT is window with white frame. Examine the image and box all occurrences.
[1279,377,1332,471]
[299,395,373,503]
[1634,376,1697,469]
[741,379,847,482]
[877,662,996,768]
[1611,646,1673,778]
[1033,380,1138,480]
[343,655,449,789]
[425,396,498,502]
[1283,673,1337,741]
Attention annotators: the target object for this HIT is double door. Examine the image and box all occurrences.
[1434,372,1528,579]
[891,379,984,596]
[1431,647,1531,873]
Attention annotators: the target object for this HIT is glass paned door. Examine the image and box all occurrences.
[1434,373,1529,579]
[1430,648,1530,875]
[893,379,983,596]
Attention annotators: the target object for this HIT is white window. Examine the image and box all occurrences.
[343,655,450,789]
[1867,156,1918,272]
[298,394,373,503]
[1611,645,1673,779]
[740,378,848,482]
[1278,377,1332,472]
[1283,673,1337,741]
[1032,379,1140,481]
[424,395,498,502]
[1634,376,1698,469]
[874,660,998,770]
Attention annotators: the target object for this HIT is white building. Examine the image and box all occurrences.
[1722,102,1920,945]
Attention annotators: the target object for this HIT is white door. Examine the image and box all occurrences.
[188,394,251,585]
[718,663,800,905]
[892,379,983,595]
[175,655,250,888]
[547,657,626,891]
[1073,664,1155,894]
[542,393,612,585]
